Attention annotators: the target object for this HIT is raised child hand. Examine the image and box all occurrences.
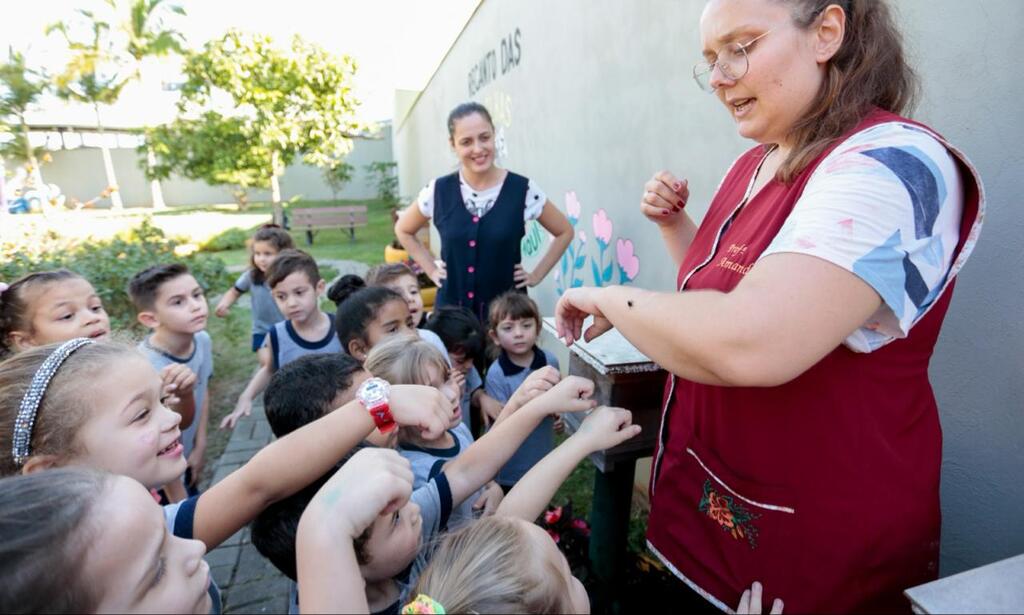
[736,582,783,614]
[304,448,414,540]
[574,406,641,452]
[220,398,252,430]
[532,375,597,416]
[389,384,457,440]
[472,481,505,517]
[508,365,561,412]
[161,363,197,398]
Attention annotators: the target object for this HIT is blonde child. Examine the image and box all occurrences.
[0,338,454,612]
[0,269,110,356]
[214,224,293,362]
[365,335,503,527]
[301,373,601,613]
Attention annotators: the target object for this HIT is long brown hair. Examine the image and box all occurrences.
[0,467,110,612]
[777,0,918,182]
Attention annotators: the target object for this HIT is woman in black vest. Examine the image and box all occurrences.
[395,102,573,323]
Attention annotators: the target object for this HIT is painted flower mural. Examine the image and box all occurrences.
[557,192,642,295]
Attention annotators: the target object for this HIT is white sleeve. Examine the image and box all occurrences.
[524,179,547,221]
[416,179,437,218]
[760,122,964,353]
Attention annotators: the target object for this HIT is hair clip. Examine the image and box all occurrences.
[401,594,446,614]
[12,338,93,466]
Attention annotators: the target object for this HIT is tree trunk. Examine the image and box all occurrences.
[146,147,166,209]
[19,117,44,190]
[270,150,283,224]
[95,105,123,210]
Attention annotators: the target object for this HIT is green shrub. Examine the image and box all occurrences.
[0,218,232,333]
[200,227,250,252]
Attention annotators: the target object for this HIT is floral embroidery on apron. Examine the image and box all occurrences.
[698,479,761,549]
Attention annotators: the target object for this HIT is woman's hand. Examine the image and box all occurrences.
[555,287,613,345]
[428,259,448,287]
[641,171,689,226]
[513,264,538,288]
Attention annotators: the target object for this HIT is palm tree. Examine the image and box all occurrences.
[48,10,129,209]
[0,51,50,190]
[122,0,186,209]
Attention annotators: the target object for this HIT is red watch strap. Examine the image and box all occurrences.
[369,403,396,433]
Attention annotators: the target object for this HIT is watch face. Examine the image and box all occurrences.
[359,378,390,405]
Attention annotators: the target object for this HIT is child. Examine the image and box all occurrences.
[365,264,448,359]
[214,224,293,359]
[129,263,211,494]
[327,275,416,361]
[0,339,454,611]
[425,306,505,435]
[300,372,599,613]
[0,269,110,357]
[295,404,643,614]
[364,335,504,528]
[485,291,561,491]
[222,249,341,429]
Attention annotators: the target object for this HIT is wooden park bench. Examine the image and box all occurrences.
[290,205,368,245]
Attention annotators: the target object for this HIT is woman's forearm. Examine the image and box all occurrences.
[395,228,438,276]
[659,214,699,269]
[530,228,572,283]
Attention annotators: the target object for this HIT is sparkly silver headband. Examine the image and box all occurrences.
[12,337,93,466]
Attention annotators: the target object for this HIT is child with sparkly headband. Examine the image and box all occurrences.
[0,338,455,613]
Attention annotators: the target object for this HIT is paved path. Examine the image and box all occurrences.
[207,258,368,613]
[203,401,291,614]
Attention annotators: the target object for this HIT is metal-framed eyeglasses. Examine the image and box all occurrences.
[692,30,773,93]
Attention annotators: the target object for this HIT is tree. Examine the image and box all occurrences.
[322,161,354,202]
[48,0,186,210]
[168,30,367,223]
[143,111,272,209]
[122,0,187,210]
[0,51,50,189]
[48,8,130,209]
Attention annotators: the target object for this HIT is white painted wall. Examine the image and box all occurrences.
[395,0,1024,577]
[27,128,393,208]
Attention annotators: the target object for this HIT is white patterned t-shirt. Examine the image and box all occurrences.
[416,172,547,220]
[760,122,966,353]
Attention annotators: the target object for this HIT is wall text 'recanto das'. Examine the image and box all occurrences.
[468,28,522,96]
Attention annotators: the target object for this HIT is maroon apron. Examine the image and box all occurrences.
[646,109,984,613]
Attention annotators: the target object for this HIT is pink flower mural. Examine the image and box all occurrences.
[616,239,640,281]
[557,192,643,295]
[592,209,613,245]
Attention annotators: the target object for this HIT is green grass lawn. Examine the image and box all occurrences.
[204,198,396,269]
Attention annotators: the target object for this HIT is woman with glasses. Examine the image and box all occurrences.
[555,0,984,611]
[395,102,573,324]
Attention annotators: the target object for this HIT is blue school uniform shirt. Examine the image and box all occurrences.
[163,497,223,614]
[233,270,285,336]
[267,313,342,370]
[399,426,480,530]
[484,347,559,486]
[139,331,213,458]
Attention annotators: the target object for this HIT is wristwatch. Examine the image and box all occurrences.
[357,377,395,433]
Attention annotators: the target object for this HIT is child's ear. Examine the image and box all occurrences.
[21,454,61,475]
[7,330,37,352]
[136,311,160,329]
[348,338,368,361]
[315,278,326,295]
[488,329,500,345]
